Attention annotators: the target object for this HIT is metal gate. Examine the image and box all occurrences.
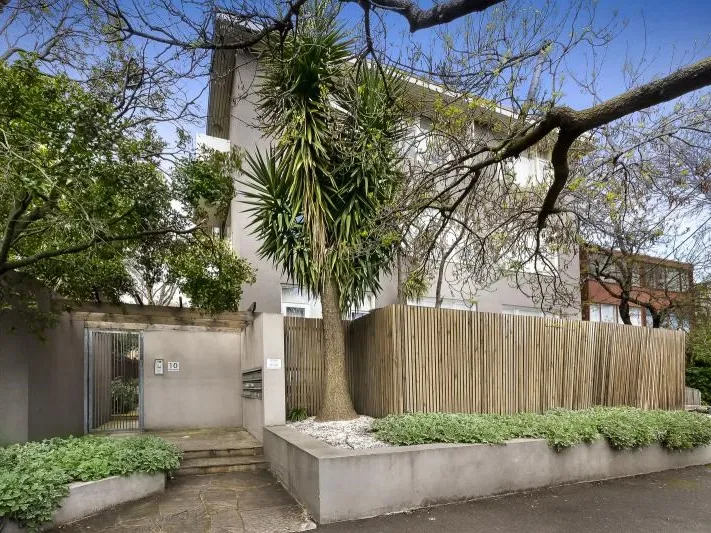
[86,330,143,432]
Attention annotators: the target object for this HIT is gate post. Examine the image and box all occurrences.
[242,313,286,442]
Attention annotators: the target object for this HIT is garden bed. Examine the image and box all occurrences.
[270,408,711,524]
[371,408,711,450]
[287,416,389,449]
[287,408,711,452]
[0,435,181,531]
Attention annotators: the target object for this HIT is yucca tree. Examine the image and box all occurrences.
[242,7,406,420]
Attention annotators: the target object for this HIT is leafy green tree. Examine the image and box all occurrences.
[0,59,254,315]
[166,233,256,314]
[172,147,241,234]
[0,60,177,277]
[243,10,406,420]
[126,148,254,312]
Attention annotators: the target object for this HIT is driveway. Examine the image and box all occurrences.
[319,465,711,533]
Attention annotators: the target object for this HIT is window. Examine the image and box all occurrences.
[281,284,376,320]
[285,306,306,318]
[662,267,690,292]
[507,149,549,186]
[629,307,642,327]
[600,304,617,323]
[589,304,644,326]
[404,117,434,165]
[588,254,623,282]
[501,305,546,318]
[588,304,600,322]
[588,303,617,323]
[644,265,665,290]
[631,266,641,287]
[665,268,680,292]
[415,117,432,158]
[281,285,322,318]
[408,297,477,311]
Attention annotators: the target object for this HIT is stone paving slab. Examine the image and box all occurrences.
[147,428,262,453]
[52,471,315,533]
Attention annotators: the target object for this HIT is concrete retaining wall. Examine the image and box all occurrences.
[264,426,711,524]
[5,472,165,532]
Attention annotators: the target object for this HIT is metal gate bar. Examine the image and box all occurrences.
[87,330,142,432]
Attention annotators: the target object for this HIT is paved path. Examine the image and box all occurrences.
[53,470,315,533]
[320,465,711,533]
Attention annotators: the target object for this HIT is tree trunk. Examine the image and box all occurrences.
[651,311,662,328]
[618,295,632,325]
[396,249,405,304]
[317,273,357,421]
[434,257,446,308]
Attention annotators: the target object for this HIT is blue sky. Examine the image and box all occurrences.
[562,0,711,107]
[183,0,711,138]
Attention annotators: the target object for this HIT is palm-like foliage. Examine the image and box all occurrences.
[254,9,350,264]
[243,12,406,310]
[241,6,406,420]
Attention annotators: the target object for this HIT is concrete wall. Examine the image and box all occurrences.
[0,309,85,444]
[264,426,711,524]
[227,52,286,315]
[142,330,242,430]
[241,313,286,442]
[27,314,85,440]
[376,258,581,318]
[223,51,581,318]
[0,336,29,444]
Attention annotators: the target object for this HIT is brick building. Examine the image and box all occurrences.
[580,247,693,328]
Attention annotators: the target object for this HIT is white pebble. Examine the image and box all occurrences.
[287,416,390,449]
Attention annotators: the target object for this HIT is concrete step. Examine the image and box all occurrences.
[182,446,263,460]
[176,455,269,476]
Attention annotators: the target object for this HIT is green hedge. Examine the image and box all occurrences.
[372,408,711,451]
[687,366,711,404]
[0,435,181,530]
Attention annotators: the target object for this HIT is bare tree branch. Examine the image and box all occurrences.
[348,0,504,32]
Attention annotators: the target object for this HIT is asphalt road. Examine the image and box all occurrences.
[318,465,711,533]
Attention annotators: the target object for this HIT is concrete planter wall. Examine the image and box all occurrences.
[264,426,711,524]
[4,472,165,532]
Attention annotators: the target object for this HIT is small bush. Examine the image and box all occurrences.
[687,316,711,367]
[110,378,139,414]
[287,407,309,422]
[687,366,711,404]
[0,435,181,530]
[371,408,711,452]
